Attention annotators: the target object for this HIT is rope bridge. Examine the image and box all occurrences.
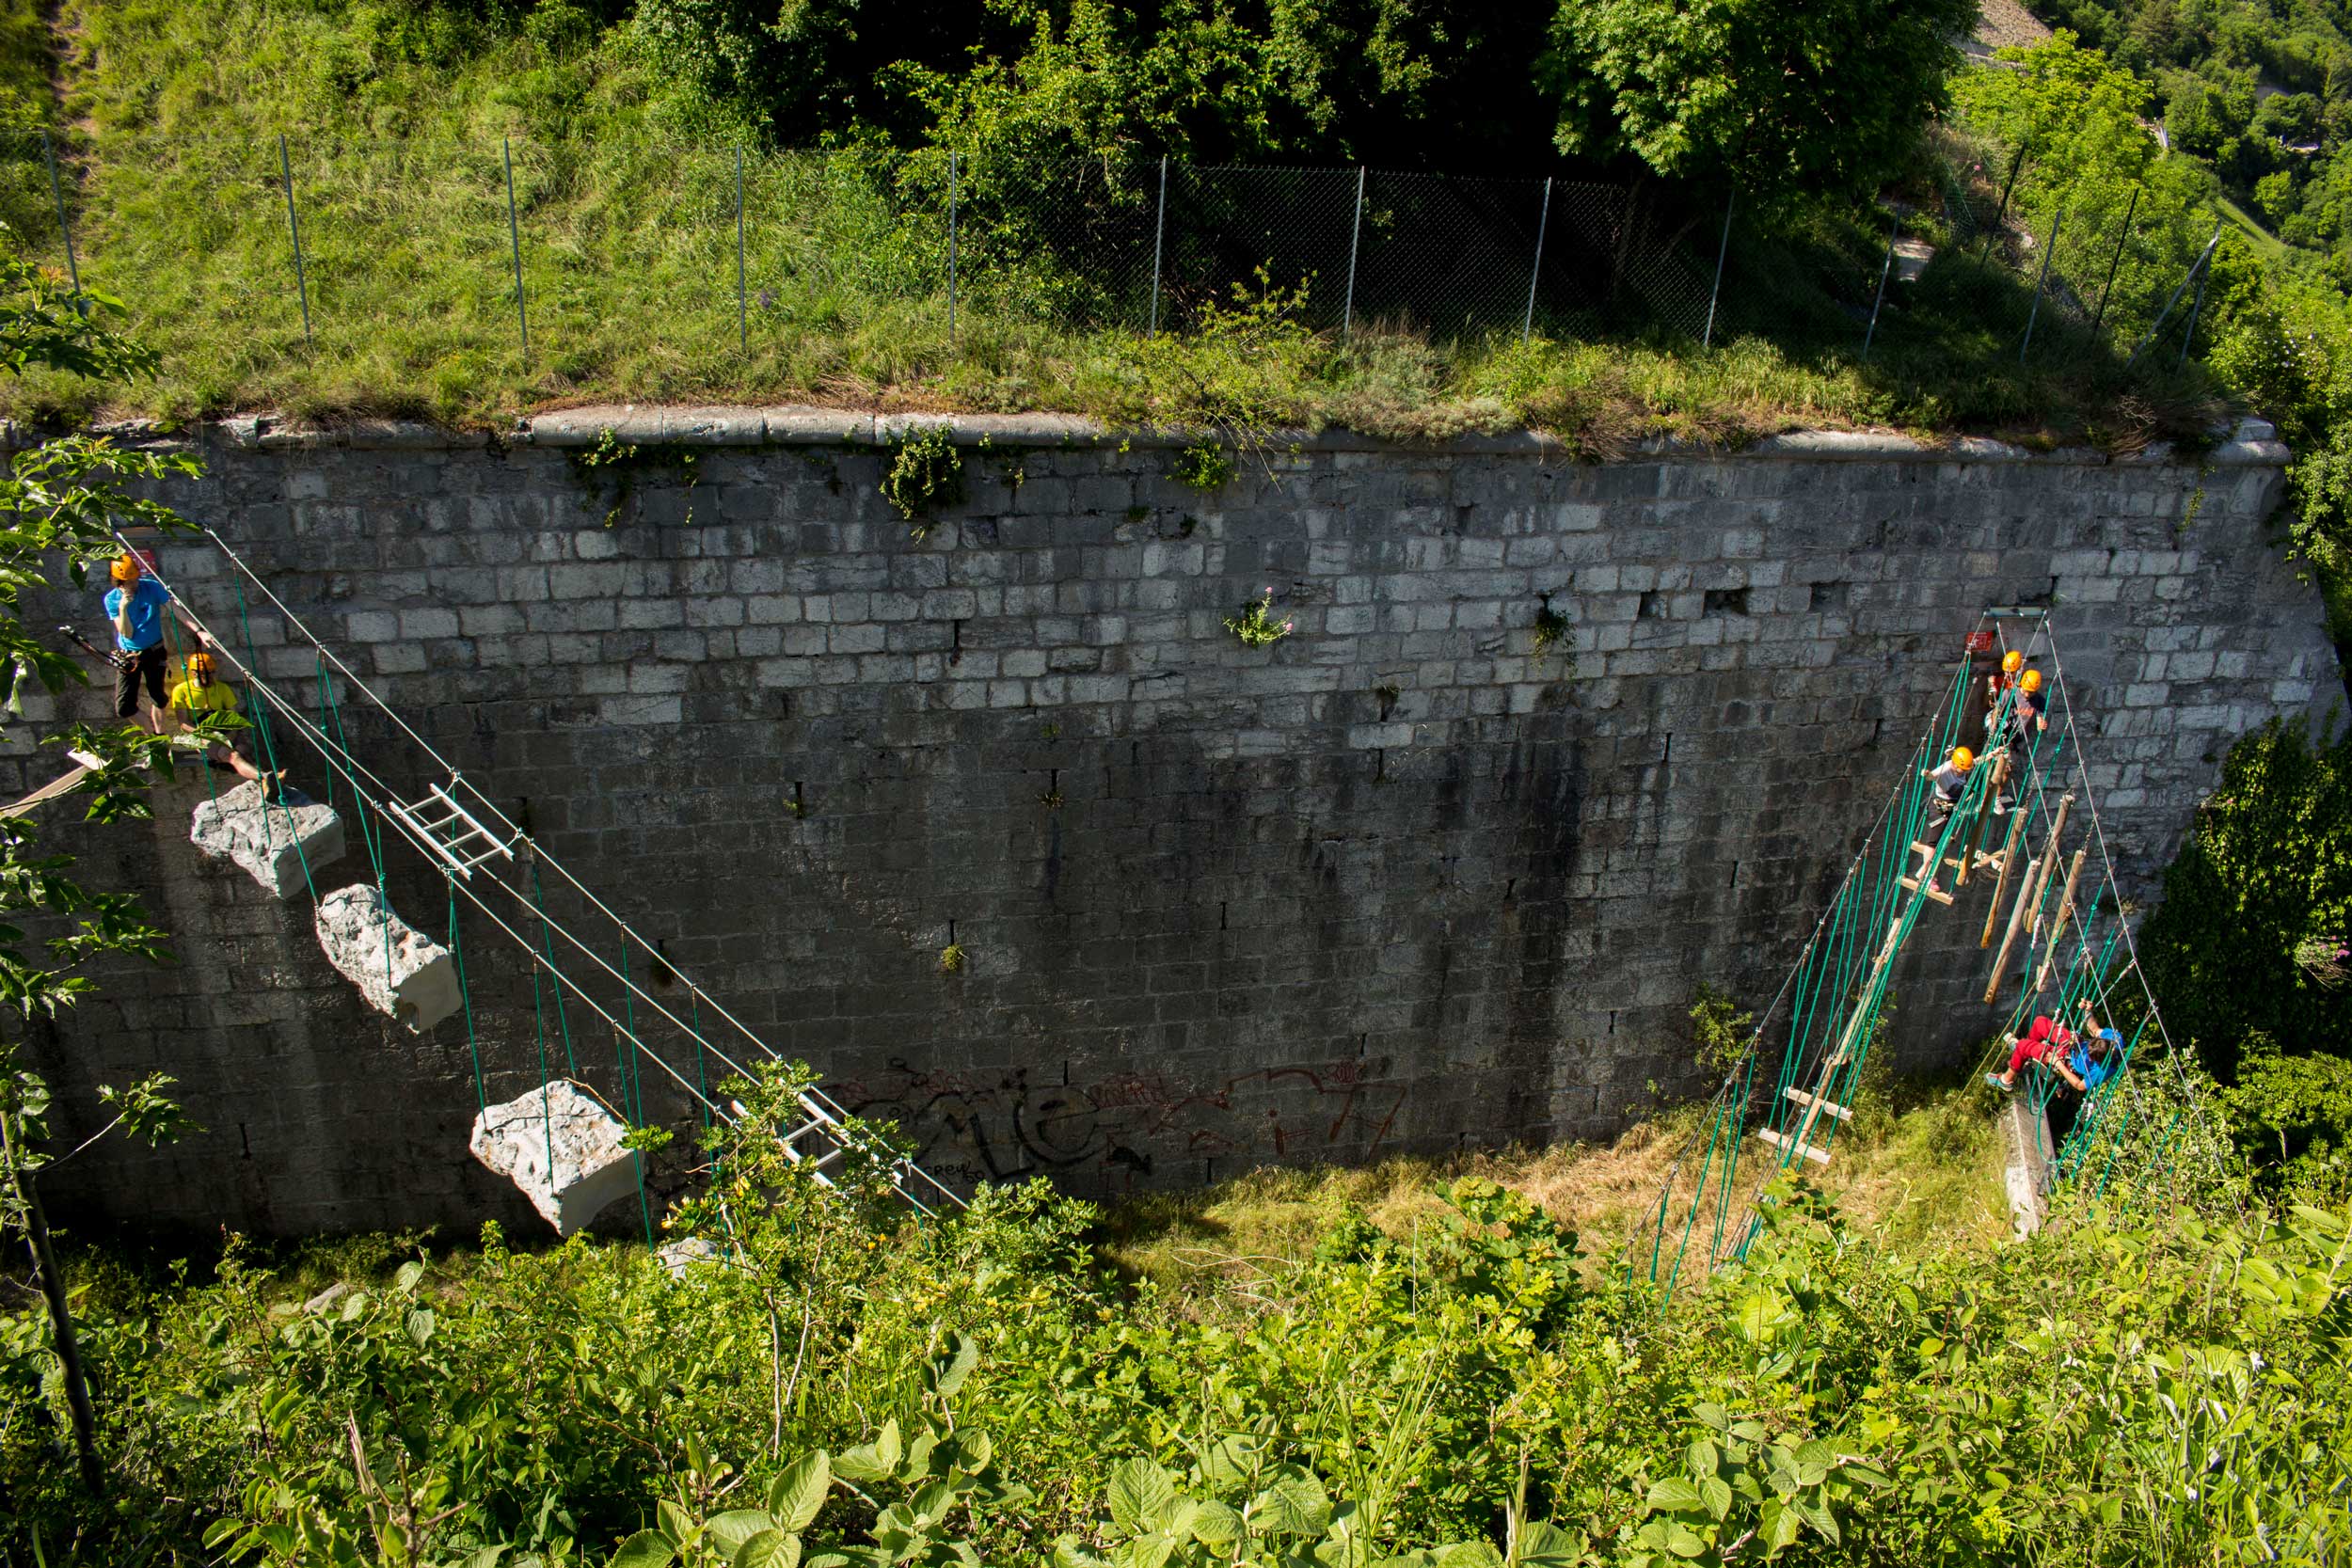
[124,524,964,1234]
[1634,609,2233,1293]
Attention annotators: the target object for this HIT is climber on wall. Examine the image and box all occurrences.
[1985,1011,2079,1093]
[1924,745,1973,833]
[101,551,211,736]
[1995,668,2051,816]
[167,651,280,800]
[1982,648,2025,744]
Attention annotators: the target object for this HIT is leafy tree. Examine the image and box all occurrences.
[1540,0,1976,199]
[2139,720,2352,1130]
[0,245,201,1496]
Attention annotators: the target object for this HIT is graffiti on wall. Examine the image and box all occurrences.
[840,1055,1407,1192]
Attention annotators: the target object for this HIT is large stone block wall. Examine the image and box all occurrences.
[15,410,2338,1235]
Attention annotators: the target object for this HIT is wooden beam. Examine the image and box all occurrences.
[1958,752,2008,889]
[1985,850,2044,1006]
[2033,847,2090,993]
[1782,1086,1853,1122]
[1756,1126,1833,1166]
[1979,804,2028,948]
[2026,795,2075,937]
[1899,875,1955,906]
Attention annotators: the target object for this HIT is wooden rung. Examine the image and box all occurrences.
[1756,1126,1833,1166]
[1899,876,1955,906]
[1782,1087,1853,1123]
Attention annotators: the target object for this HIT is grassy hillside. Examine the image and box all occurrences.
[0,0,2234,454]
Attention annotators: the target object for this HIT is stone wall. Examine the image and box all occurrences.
[16,409,2338,1235]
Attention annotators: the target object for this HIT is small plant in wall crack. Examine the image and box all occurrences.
[1171,437,1233,490]
[939,942,967,974]
[1532,591,1574,669]
[1224,585,1294,648]
[881,425,966,540]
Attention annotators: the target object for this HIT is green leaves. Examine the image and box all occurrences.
[609,1529,675,1568]
[769,1450,833,1531]
[1107,1457,1180,1536]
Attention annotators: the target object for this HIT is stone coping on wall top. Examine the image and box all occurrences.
[44,407,2292,469]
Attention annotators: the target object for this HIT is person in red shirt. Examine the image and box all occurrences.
[1986,1012,2083,1092]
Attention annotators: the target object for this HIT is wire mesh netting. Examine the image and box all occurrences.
[0,128,2241,388]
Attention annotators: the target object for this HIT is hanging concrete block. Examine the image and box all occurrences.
[189,779,346,900]
[469,1080,640,1236]
[316,883,462,1034]
[1999,1085,2053,1240]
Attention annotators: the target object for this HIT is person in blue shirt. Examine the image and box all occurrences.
[102,552,206,733]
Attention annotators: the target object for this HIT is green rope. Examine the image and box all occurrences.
[616,942,655,1244]
[529,866,579,1078]
[231,577,320,903]
[448,877,485,1110]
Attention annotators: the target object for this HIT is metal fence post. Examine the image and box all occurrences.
[1980,142,2029,258]
[946,150,959,341]
[735,148,747,356]
[1148,155,1168,337]
[2179,255,2211,368]
[39,128,81,300]
[1522,177,1551,345]
[1703,187,1734,349]
[2088,183,2139,338]
[1861,207,1899,362]
[502,137,529,364]
[2018,208,2062,363]
[278,133,312,343]
[1343,166,1365,339]
[2127,225,2221,369]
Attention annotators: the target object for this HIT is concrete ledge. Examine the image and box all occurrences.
[469,1080,640,1236]
[316,883,463,1034]
[189,780,345,900]
[29,409,2288,468]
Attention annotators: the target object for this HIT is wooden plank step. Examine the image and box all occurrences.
[1899,875,1955,906]
[1756,1126,1833,1166]
[1782,1087,1853,1123]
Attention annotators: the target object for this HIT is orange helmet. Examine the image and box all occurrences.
[2001,649,2024,674]
[2020,670,2043,694]
[186,652,215,685]
[1951,747,1975,771]
[109,552,141,583]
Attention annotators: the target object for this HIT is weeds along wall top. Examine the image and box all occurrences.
[15,408,2337,1236]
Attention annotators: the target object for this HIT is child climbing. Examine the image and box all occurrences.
[1983,649,2025,744]
[102,552,209,735]
[167,652,280,800]
[1924,746,1973,833]
[1986,1012,2078,1092]
[1996,669,2050,816]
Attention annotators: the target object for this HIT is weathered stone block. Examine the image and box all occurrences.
[469,1081,640,1236]
[189,780,346,900]
[316,883,462,1034]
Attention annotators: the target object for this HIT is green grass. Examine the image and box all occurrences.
[2215,194,2290,266]
[0,0,2231,449]
[1101,1080,2011,1302]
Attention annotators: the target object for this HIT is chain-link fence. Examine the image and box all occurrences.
[0,129,2232,391]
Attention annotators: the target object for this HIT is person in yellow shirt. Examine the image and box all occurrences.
[167,653,280,800]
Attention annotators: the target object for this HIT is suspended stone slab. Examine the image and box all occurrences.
[1999,1085,2053,1240]
[316,883,462,1034]
[469,1080,640,1236]
[190,778,346,900]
